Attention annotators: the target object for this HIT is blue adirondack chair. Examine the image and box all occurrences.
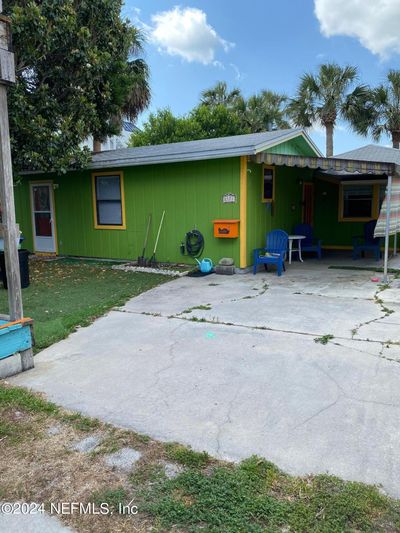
[253,230,289,276]
[352,220,382,261]
[293,223,322,259]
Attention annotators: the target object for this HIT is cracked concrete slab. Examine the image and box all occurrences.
[9,261,400,498]
[0,506,75,532]
[355,321,400,343]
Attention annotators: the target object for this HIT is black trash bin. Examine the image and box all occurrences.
[0,249,30,289]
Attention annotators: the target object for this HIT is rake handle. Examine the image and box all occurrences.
[152,210,165,255]
[142,214,152,254]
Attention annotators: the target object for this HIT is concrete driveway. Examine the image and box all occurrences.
[10,261,400,497]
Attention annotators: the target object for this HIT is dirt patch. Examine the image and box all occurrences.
[0,405,160,532]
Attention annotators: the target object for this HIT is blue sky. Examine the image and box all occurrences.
[123,0,400,155]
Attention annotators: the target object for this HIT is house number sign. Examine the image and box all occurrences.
[222,193,237,204]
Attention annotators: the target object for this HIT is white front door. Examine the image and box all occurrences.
[30,183,57,253]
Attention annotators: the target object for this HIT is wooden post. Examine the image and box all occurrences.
[0,1,33,370]
[0,85,23,321]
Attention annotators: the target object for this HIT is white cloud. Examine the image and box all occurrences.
[230,63,246,81]
[149,6,234,65]
[314,0,400,58]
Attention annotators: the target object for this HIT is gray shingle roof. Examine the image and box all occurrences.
[90,128,314,169]
[335,144,400,165]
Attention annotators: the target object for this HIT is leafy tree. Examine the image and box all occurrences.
[129,109,198,146]
[4,0,149,174]
[200,81,241,108]
[287,63,368,156]
[130,105,244,147]
[235,90,289,132]
[347,70,400,149]
[190,104,244,138]
[131,82,292,146]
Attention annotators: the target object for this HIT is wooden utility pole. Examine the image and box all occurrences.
[0,1,33,371]
[0,87,23,321]
[0,0,23,321]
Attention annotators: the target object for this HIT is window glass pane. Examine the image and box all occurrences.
[35,213,52,236]
[96,176,121,200]
[33,186,50,211]
[97,201,122,225]
[343,185,373,218]
[263,168,274,200]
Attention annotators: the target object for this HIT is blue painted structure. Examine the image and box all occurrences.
[253,230,289,276]
[352,220,383,261]
[293,223,323,259]
[0,319,32,360]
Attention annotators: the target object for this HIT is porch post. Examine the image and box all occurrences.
[383,174,392,284]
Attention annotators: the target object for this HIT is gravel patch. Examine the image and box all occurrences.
[112,264,190,277]
[70,435,102,453]
[47,425,62,436]
[104,447,142,471]
[161,461,184,479]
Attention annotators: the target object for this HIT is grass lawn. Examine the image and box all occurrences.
[0,258,167,352]
[0,383,399,533]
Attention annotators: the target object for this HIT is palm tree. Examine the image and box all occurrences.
[287,63,368,156]
[347,70,400,149]
[200,81,241,108]
[93,28,150,152]
[236,90,289,132]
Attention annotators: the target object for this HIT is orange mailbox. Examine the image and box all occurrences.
[213,219,240,239]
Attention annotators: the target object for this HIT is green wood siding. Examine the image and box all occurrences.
[265,136,318,156]
[15,158,241,265]
[246,164,314,264]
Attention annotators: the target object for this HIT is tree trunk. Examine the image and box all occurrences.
[93,138,102,152]
[325,123,334,157]
[392,131,400,149]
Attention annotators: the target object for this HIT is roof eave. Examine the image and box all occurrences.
[89,146,256,169]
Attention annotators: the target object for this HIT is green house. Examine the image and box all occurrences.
[15,129,395,269]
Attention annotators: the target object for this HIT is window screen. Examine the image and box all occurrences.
[95,175,123,226]
[342,185,373,218]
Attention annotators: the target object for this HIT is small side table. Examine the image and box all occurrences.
[288,235,305,265]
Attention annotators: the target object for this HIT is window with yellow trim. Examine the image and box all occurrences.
[92,172,126,229]
[339,182,386,221]
[262,165,275,202]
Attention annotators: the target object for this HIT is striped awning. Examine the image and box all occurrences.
[374,176,400,237]
[255,152,395,176]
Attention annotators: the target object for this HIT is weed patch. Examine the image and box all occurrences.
[314,334,335,345]
[165,443,210,468]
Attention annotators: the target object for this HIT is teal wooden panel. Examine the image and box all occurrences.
[0,322,32,360]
